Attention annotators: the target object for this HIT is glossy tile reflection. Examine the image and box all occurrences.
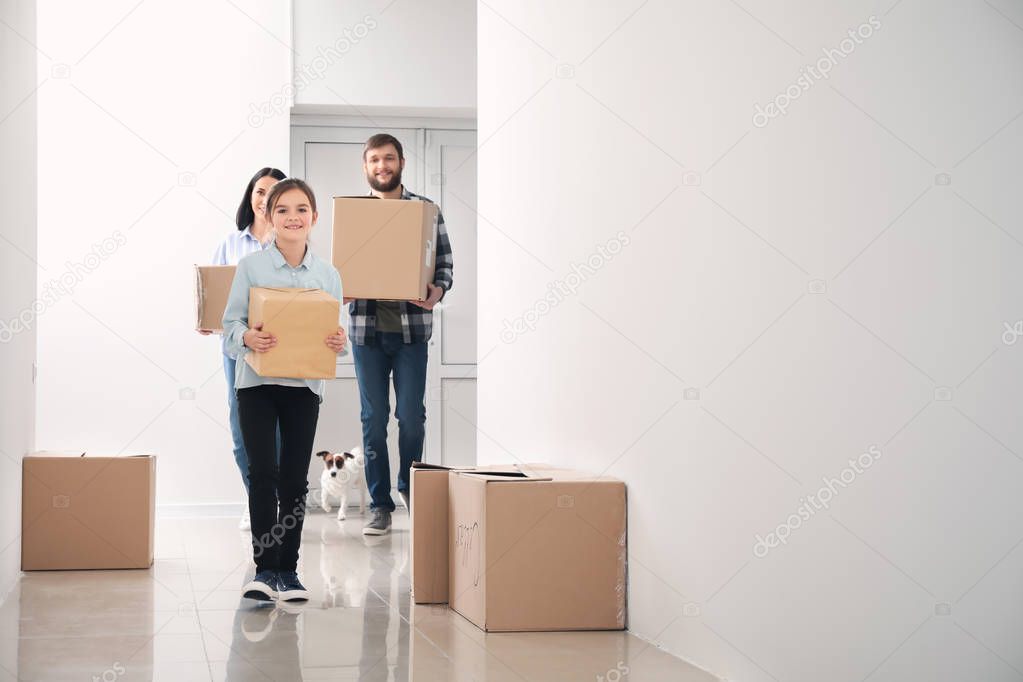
[0,512,717,681]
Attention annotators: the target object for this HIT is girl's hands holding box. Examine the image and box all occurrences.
[244,322,277,352]
[325,327,347,354]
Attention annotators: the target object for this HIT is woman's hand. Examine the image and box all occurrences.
[243,323,277,352]
[325,326,348,353]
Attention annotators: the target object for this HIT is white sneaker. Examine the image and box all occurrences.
[239,507,251,531]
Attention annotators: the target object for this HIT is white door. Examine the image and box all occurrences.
[424,129,478,467]
[291,124,476,498]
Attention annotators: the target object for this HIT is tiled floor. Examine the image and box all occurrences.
[0,511,717,681]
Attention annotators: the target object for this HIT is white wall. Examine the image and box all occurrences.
[36,0,291,505]
[0,0,37,597]
[477,1,1023,680]
[292,0,475,115]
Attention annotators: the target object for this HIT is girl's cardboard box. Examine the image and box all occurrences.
[243,287,340,379]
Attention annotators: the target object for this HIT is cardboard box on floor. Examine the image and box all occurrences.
[447,465,627,632]
[332,197,439,301]
[410,462,522,605]
[195,264,236,332]
[22,452,156,570]
[244,287,340,379]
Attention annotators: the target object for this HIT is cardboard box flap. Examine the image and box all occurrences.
[515,463,623,483]
[259,287,322,294]
[27,451,154,459]
[412,462,522,472]
[410,462,459,471]
[454,471,554,483]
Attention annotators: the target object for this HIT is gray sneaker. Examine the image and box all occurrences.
[363,508,392,536]
[398,490,410,511]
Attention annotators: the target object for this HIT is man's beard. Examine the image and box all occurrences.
[368,167,402,193]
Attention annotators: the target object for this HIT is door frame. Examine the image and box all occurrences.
[290,115,477,466]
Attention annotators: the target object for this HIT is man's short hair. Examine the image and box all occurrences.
[363,133,404,161]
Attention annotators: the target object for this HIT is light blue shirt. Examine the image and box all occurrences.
[212,226,270,266]
[222,241,343,398]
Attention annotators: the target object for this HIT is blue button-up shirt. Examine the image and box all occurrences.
[212,226,270,266]
[222,241,343,398]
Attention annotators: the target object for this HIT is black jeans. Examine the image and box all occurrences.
[237,385,320,573]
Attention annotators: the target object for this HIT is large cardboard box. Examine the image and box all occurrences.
[332,197,439,301]
[195,265,236,332]
[22,452,156,570]
[244,287,339,379]
[410,462,520,605]
[448,466,627,632]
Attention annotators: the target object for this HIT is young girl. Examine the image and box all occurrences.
[222,178,346,602]
[199,166,285,531]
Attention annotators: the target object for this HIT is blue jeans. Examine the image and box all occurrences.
[352,332,428,512]
[224,353,250,492]
[224,353,280,493]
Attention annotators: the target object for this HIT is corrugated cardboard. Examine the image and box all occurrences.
[244,287,340,379]
[22,452,156,570]
[448,467,627,632]
[332,197,439,301]
[195,265,236,332]
[411,464,453,604]
[410,462,521,604]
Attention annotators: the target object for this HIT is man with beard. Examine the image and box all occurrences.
[350,133,453,536]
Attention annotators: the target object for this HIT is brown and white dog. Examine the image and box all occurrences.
[315,447,367,520]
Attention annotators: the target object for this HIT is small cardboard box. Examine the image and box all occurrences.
[195,265,236,332]
[244,287,340,379]
[448,466,627,632]
[332,197,439,301]
[22,452,156,570]
[410,462,520,605]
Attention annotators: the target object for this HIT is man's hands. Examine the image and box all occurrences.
[243,323,277,352]
[343,283,444,310]
[409,283,444,310]
[326,326,348,353]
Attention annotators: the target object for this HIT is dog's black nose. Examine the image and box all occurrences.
[330,472,337,477]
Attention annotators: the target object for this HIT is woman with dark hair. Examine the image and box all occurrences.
[198,167,286,530]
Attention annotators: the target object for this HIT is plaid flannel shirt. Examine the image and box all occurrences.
[348,187,453,345]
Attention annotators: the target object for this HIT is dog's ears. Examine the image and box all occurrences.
[343,452,356,459]
[315,450,331,459]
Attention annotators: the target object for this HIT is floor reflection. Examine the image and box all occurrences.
[1,513,717,682]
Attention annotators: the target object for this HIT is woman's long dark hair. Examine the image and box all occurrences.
[236,167,286,231]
